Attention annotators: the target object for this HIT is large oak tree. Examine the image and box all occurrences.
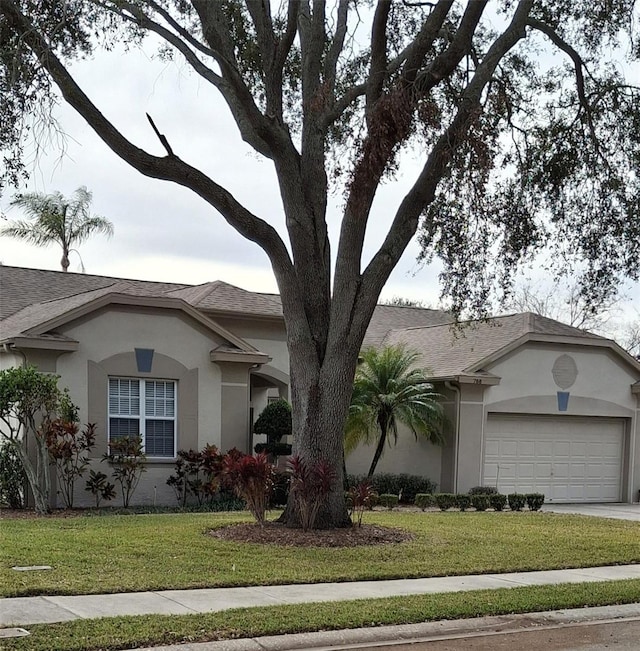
[1,1,639,527]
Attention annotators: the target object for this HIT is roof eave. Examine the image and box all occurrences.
[429,374,501,386]
[210,350,271,365]
[4,336,79,352]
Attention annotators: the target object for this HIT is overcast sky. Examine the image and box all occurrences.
[0,34,637,333]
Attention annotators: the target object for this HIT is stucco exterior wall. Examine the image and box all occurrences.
[471,342,640,500]
[345,426,442,484]
[52,306,228,507]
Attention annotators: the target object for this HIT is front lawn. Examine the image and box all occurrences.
[2,510,640,597]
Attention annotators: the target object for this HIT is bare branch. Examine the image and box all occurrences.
[0,0,293,275]
[145,114,174,157]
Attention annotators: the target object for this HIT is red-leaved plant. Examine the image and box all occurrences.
[288,455,336,531]
[223,451,274,526]
[45,420,97,508]
[346,480,377,528]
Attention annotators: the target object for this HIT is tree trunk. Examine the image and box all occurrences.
[11,440,50,514]
[367,428,387,478]
[279,348,359,529]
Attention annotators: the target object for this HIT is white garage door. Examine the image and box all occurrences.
[483,414,625,502]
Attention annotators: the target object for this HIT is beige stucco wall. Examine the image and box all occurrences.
[469,342,640,501]
[51,306,229,507]
[345,426,442,485]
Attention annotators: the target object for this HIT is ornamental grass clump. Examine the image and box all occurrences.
[288,455,336,531]
[223,451,274,526]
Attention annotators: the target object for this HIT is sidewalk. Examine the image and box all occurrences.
[3,564,640,628]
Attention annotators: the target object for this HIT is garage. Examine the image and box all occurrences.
[483,414,626,502]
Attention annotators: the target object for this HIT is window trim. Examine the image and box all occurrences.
[108,377,177,459]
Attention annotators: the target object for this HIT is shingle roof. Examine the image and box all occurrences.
[1,267,608,370]
[384,312,609,378]
[167,281,283,317]
[0,266,189,320]
[363,304,453,348]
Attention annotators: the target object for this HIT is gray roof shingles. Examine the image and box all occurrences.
[384,312,608,377]
[0,267,607,366]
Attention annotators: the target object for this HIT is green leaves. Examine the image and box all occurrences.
[345,345,444,476]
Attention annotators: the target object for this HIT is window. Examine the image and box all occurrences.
[108,378,176,457]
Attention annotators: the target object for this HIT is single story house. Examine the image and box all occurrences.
[1,265,639,506]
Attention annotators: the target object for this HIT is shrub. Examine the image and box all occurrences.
[489,493,508,511]
[84,470,116,508]
[346,480,377,526]
[526,493,545,511]
[455,493,471,511]
[508,493,527,511]
[270,469,290,507]
[253,399,291,446]
[435,493,456,511]
[378,493,399,510]
[167,445,224,507]
[288,455,336,531]
[346,473,436,504]
[45,420,96,508]
[0,443,26,509]
[414,493,435,511]
[468,485,498,496]
[471,494,490,511]
[223,451,274,526]
[103,436,146,508]
[254,442,293,457]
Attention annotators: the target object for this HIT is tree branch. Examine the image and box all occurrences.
[0,0,293,275]
[526,17,603,162]
[346,0,534,350]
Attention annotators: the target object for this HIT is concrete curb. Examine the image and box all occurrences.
[131,603,640,651]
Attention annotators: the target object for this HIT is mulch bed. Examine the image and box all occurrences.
[209,521,413,547]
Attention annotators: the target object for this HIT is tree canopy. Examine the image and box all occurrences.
[1,1,639,526]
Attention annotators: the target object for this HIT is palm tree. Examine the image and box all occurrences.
[1,186,114,271]
[345,345,445,478]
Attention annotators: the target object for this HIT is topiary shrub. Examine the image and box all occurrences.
[435,493,456,511]
[414,493,435,511]
[468,485,498,496]
[253,399,291,447]
[455,493,471,511]
[526,493,545,511]
[508,493,527,511]
[490,493,508,511]
[471,494,490,511]
[378,493,399,510]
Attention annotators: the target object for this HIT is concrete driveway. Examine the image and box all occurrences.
[541,503,640,521]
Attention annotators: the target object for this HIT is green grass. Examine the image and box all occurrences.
[2,510,640,597]
[3,579,640,651]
